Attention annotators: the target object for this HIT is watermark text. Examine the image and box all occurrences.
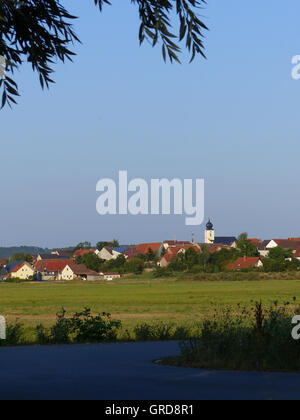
[96,171,204,226]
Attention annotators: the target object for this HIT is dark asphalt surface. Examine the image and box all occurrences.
[0,341,300,400]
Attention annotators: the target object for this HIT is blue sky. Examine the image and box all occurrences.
[1,0,300,247]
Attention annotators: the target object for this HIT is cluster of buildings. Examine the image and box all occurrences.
[1,219,300,281]
[0,251,121,282]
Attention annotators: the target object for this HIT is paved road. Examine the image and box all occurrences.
[0,341,300,400]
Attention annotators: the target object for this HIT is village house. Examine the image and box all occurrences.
[157,253,176,267]
[227,257,264,271]
[96,247,122,261]
[5,261,35,280]
[264,239,300,252]
[35,259,75,281]
[60,264,101,281]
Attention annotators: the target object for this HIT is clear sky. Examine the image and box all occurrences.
[1,0,300,247]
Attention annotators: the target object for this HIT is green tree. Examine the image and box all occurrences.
[96,240,120,250]
[268,246,293,262]
[146,248,156,262]
[74,242,92,251]
[111,239,119,248]
[0,0,207,108]
[184,247,198,269]
[236,233,259,257]
[25,254,33,263]
[103,254,126,271]
[263,246,295,272]
[125,257,144,274]
[76,252,102,272]
[168,254,185,272]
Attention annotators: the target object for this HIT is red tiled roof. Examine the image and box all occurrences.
[294,247,300,258]
[10,263,28,273]
[227,257,262,270]
[167,246,182,255]
[136,243,162,255]
[74,249,96,257]
[160,253,176,263]
[36,259,75,272]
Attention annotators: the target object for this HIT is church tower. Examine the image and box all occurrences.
[205,219,215,244]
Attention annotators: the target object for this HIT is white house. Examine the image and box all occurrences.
[96,247,122,261]
[60,264,101,281]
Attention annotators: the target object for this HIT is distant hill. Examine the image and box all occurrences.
[0,246,51,259]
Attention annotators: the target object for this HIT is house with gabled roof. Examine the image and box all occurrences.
[265,239,300,252]
[227,257,263,271]
[36,259,75,281]
[96,247,122,261]
[6,261,34,280]
[157,253,176,267]
[60,264,101,281]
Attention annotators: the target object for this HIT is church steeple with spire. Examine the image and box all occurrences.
[205,219,215,244]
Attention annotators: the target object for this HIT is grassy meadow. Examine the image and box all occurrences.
[1,272,300,343]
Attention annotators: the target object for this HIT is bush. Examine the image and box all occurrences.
[134,321,191,341]
[4,277,33,283]
[70,308,121,343]
[36,308,71,345]
[176,300,300,372]
[153,267,173,278]
[0,320,24,346]
[35,307,122,345]
[36,324,52,345]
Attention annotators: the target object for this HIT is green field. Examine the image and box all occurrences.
[1,274,300,335]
